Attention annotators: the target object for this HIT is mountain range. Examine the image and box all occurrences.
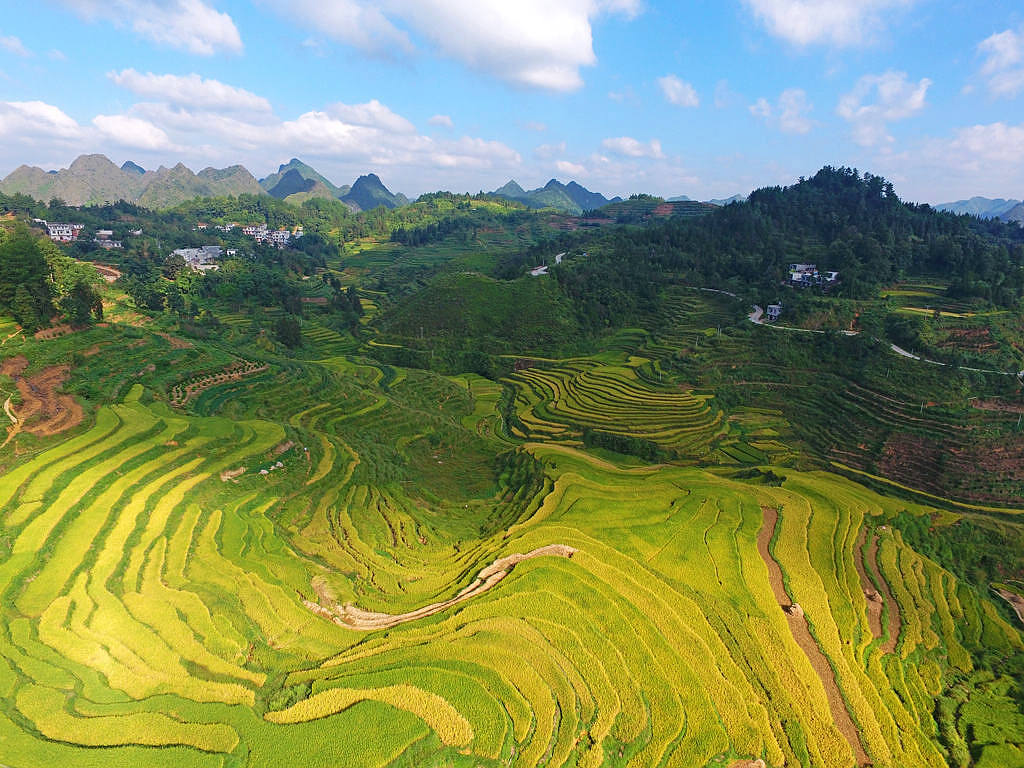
[935,196,1024,222]
[0,154,412,212]
[0,154,262,209]
[490,179,621,215]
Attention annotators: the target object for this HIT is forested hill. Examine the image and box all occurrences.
[547,167,1024,332]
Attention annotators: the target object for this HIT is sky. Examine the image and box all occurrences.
[0,0,1022,203]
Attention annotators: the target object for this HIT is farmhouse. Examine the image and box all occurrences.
[173,245,222,272]
[766,303,783,322]
[788,263,839,287]
[44,222,85,242]
[529,265,549,277]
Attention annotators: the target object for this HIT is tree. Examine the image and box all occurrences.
[275,316,302,348]
[11,285,42,331]
[59,280,101,327]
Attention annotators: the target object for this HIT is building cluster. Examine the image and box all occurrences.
[173,245,223,272]
[36,220,85,243]
[788,263,839,287]
[240,224,304,249]
[94,229,123,250]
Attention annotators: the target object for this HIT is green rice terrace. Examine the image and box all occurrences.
[2,169,1024,768]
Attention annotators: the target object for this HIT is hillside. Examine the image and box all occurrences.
[260,158,350,199]
[0,166,1023,768]
[341,173,408,211]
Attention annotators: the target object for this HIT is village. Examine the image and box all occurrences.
[33,218,304,273]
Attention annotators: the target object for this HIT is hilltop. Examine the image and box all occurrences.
[490,178,621,214]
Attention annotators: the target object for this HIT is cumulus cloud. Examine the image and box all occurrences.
[601,136,664,159]
[92,114,175,150]
[0,34,31,57]
[0,101,81,140]
[881,122,1024,201]
[109,70,271,112]
[265,0,640,91]
[977,27,1024,99]
[429,114,454,128]
[556,159,587,176]
[658,74,699,107]
[742,0,912,46]
[837,71,930,146]
[57,0,242,55]
[749,89,813,134]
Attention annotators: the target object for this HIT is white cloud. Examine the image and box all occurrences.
[0,101,81,140]
[658,74,699,107]
[92,114,175,150]
[534,142,568,160]
[556,159,587,176]
[523,121,547,132]
[977,27,1024,99]
[881,122,1024,201]
[0,34,31,57]
[837,71,929,146]
[109,70,271,112]
[58,0,242,55]
[742,0,912,47]
[48,49,67,61]
[265,0,640,91]
[429,114,454,128]
[749,89,813,134]
[601,136,664,159]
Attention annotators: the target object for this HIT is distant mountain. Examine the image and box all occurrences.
[260,158,349,200]
[0,154,261,208]
[1001,203,1024,224]
[490,179,620,214]
[341,173,407,212]
[935,197,1021,219]
[706,194,746,206]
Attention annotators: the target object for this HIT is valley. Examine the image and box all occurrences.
[0,167,1023,768]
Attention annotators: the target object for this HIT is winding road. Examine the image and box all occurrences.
[749,305,1024,380]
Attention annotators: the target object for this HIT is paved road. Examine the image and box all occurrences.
[749,305,1024,379]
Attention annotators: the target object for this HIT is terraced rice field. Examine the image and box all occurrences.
[1,320,1021,767]
[507,359,726,455]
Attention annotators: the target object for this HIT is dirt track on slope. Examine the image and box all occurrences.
[996,589,1024,626]
[758,506,869,765]
[1,356,84,445]
[306,544,576,631]
[865,534,900,654]
[854,527,885,644]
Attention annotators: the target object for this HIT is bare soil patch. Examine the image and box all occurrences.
[157,332,193,349]
[307,544,576,631]
[854,527,885,645]
[170,360,268,406]
[93,263,122,282]
[995,589,1024,626]
[758,506,869,765]
[1,356,84,443]
[865,534,900,654]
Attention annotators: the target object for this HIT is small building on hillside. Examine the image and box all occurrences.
[174,245,222,272]
[766,304,783,322]
[529,265,549,277]
[46,222,84,242]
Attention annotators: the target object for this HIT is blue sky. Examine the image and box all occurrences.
[0,0,1022,202]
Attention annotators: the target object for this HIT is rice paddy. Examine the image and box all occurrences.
[1,290,1022,768]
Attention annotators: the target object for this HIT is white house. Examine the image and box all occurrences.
[529,265,549,277]
[46,222,84,242]
[766,304,783,322]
